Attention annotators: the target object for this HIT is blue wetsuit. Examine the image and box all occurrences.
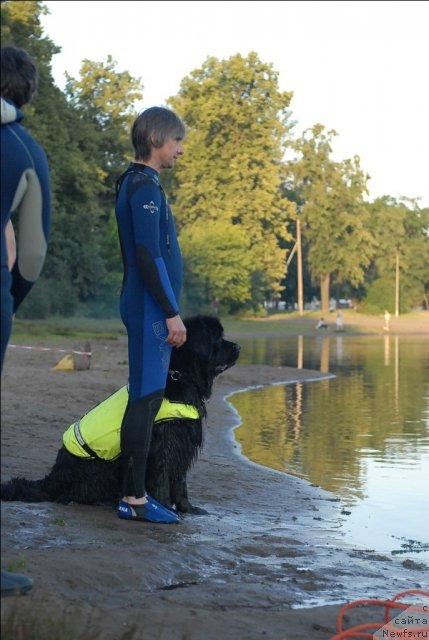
[115,163,182,497]
[1,98,51,371]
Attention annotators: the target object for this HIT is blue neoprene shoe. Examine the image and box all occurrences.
[146,496,183,519]
[117,499,180,524]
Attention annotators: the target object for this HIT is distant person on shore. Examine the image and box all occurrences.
[316,317,328,329]
[335,309,344,332]
[1,45,51,597]
[383,310,391,331]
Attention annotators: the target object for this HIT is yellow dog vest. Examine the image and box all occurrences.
[63,385,199,461]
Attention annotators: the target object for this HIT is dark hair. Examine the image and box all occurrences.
[1,46,38,107]
[131,106,186,160]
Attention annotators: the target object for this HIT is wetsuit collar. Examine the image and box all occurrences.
[129,162,160,183]
[1,98,23,125]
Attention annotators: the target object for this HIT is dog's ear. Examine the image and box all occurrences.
[183,315,223,361]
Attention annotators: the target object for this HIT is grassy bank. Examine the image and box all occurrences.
[9,309,428,343]
[10,317,126,343]
[225,309,429,336]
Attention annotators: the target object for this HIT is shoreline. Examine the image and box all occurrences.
[1,340,427,639]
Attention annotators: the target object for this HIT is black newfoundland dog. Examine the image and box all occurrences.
[1,315,240,514]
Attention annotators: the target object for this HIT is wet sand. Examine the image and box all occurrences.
[1,332,427,639]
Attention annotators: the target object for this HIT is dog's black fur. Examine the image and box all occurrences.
[1,315,240,514]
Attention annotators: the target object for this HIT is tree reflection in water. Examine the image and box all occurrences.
[231,335,429,556]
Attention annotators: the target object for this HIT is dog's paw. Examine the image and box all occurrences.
[191,505,209,515]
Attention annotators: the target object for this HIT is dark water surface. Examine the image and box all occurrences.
[229,334,429,558]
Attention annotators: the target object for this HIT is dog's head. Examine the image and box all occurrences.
[167,315,240,407]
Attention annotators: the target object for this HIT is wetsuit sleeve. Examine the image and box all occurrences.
[11,150,51,312]
[129,176,179,318]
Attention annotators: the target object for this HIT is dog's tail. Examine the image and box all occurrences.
[1,477,52,502]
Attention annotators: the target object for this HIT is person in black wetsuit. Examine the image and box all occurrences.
[1,46,51,596]
[1,46,51,372]
[115,107,187,524]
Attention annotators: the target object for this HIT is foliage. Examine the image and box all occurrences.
[0,1,58,63]
[180,220,255,314]
[286,125,375,313]
[2,3,426,317]
[64,55,142,186]
[1,1,141,317]
[169,52,295,305]
[368,197,429,310]
[363,277,398,313]
[17,276,52,319]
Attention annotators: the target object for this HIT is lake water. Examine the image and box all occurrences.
[228,334,429,558]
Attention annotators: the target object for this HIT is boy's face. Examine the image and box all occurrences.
[154,136,184,170]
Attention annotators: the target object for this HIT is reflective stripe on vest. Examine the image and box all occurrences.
[63,386,199,460]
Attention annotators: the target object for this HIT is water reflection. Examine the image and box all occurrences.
[230,335,429,555]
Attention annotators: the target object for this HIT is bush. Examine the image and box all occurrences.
[16,277,51,319]
[364,277,418,314]
[364,278,396,313]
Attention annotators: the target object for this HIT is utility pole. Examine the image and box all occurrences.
[286,206,304,315]
[296,217,303,315]
[395,251,400,318]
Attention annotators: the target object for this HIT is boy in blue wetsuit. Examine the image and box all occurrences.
[115,107,187,524]
[1,46,51,596]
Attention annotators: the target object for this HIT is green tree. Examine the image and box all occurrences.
[0,1,57,65]
[367,197,429,312]
[179,220,254,314]
[63,57,143,315]
[1,1,99,316]
[2,2,142,317]
[168,52,295,311]
[64,56,143,188]
[287,125,375,314]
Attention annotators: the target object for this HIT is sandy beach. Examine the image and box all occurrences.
[1,322,428,639]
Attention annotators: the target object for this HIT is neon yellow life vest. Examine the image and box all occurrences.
[62,385,199,461]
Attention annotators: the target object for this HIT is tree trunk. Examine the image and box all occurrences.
[320,274,330,315]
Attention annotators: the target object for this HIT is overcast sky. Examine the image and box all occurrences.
[41,0,429,206]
